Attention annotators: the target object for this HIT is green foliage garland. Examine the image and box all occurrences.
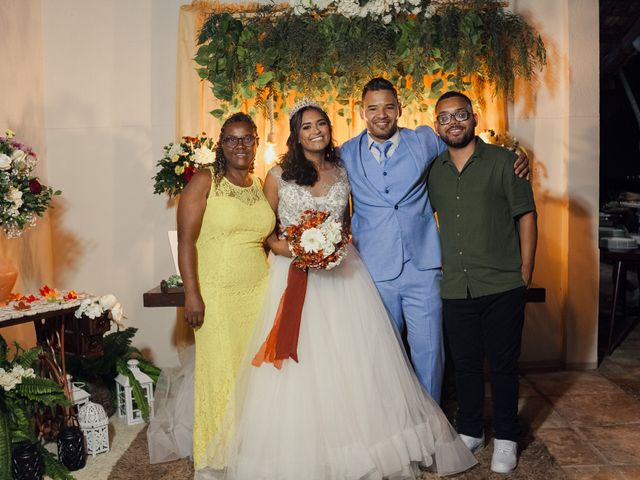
[195,0,546,119]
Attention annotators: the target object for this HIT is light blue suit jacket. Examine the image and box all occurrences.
[341,126,446,282]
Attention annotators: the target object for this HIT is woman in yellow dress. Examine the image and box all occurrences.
[177,113,275,477]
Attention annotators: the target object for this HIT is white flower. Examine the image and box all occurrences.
[85,302,103,319]
[382,14,392,23]
[167,143,184,159]
[192,146,215,165]
[75,298,90,318]
[8,187,23,208]
[321,219,342,244]
[0,153,11,171]
[293,3,308,15]
[99,294,117,310]
[322,241,336,256]
[11,149,26,164]
[315,0,332,9]
[336,0,361,17]
[1,375,18,391]
[369,0,387,16]
[75,297,103,319]
[300,228,326,253]
[0,365,36,391]
[110,302,125,327]
[424,4,436,18]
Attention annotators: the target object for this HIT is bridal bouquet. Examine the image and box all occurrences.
[153,134,216,197]
[284,210,350,270]
[254,210,350,368]
[0,130,60,238]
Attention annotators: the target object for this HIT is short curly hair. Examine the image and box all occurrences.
[213,112,258,183]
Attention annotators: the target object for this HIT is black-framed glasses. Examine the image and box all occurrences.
[436,110,472,125]
[222,135,258,147]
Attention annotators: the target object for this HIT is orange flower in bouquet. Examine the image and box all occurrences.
[284,210,350,270]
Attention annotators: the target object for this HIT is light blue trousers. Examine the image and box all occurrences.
[375,262,444,403]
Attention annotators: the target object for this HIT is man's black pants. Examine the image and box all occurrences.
[442,286,526,442]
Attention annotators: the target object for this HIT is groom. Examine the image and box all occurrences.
[340,78,527,403]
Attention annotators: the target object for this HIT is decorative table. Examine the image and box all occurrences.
[0,295,110,358]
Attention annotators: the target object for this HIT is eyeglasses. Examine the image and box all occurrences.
[222,135,257,147]
[436,110,472,125]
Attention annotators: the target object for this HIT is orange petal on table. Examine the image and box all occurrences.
[39,285,54,296]
[13,301,31,311]
[8,292,21,302]
[64,290,78,300]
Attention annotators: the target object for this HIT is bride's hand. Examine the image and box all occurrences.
[266,232,293,257]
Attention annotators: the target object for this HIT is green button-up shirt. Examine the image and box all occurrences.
[428,138,536,299]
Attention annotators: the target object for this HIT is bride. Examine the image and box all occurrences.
[198,100,478,479]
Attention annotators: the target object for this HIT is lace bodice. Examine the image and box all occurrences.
[210,175,265,205]
[269,165,350,228]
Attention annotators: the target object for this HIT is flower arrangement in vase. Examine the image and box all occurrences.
[0,130,61,239]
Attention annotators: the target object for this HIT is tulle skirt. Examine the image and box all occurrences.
[197,245,477,479]
[147,345,195,464]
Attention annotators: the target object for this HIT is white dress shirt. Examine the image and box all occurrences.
[367,129,401,164]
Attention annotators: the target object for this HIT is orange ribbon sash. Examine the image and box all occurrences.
[252,264,308,369]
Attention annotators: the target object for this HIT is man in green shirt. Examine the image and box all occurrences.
[428,91,537,474]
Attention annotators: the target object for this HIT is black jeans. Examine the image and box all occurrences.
[442,286,526,442]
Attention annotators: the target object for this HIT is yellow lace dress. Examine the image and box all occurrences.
[192,175,275,471]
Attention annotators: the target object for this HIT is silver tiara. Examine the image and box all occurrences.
[289,97,322,119]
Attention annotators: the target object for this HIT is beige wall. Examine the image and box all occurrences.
[41,0,184,367]
[35,0,599,368]
[510,0,599,368]
[0,0,52,348]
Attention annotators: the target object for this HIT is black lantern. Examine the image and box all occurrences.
[57,426,86,471]
[11,441,44,480]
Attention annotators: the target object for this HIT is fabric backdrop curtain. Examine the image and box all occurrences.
[176,0,508,178]
[173,0,507,349]
[0,0,53,348]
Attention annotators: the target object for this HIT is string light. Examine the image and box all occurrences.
[264,94,277,166]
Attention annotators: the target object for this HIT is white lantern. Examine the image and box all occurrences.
[114,359,155,425]
[66,374,90,410]
[78,401,109,457]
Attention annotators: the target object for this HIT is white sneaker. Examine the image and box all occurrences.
[491,439,518,473]
[459,433,485,453]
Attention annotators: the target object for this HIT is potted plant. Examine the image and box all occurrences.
[0,336,74,480]
[65,327,160,420]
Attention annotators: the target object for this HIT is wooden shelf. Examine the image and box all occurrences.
[143,285,546,307]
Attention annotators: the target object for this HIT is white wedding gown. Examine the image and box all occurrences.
[194,166,477,479]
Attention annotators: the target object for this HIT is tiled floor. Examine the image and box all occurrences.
[511,260,640,480]
[522,333,640,479]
